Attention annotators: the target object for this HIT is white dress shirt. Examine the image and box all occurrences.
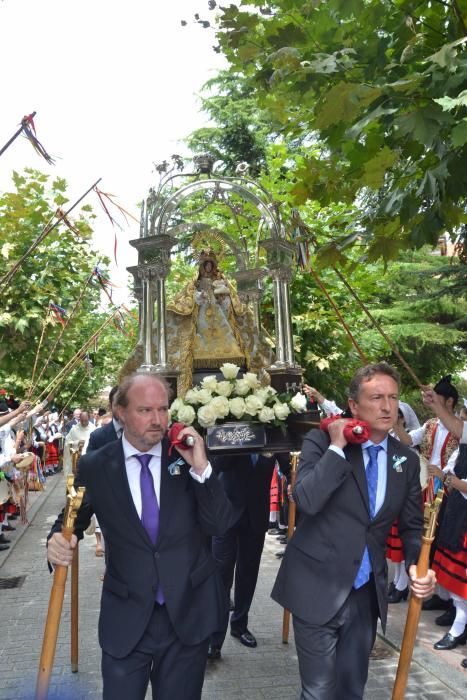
[329,437,388,515]
[121,435,212,516]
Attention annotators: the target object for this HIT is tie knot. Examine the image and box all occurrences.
[367,445,382,461]
[136,453,152,470]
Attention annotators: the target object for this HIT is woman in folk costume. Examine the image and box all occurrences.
[428,423,467,651]
[44,412,62,475]
[394,376,460,608]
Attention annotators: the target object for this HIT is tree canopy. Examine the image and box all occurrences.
[0,169,136,408]
[191,0,467,266]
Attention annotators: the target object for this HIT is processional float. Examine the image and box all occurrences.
[122,154,319,443]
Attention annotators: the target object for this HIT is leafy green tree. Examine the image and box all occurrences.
[0,169,135,407]
[194,0,467,266]
[290,248,467,411]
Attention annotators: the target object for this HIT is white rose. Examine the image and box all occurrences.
[229,397,246,419]
[197,404,217,428]
[243,372,261,390]
[177,404,196,425]
[170,398,184,413]
[196,388,213,405]
[254,388,270,405]
[210,396,230,419]
[215,381,233,397]
[201,375,218,392]
[244,395,263,416]
[258,406,275,423]
[290,392,307,413]
[220,363,240,380]
[274,402,290,420]
[235,378,251,396]
[184,389,199,405]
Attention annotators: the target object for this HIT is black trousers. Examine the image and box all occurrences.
[102,603,209,700]
[292,578,379,700]
[210,510,266,647]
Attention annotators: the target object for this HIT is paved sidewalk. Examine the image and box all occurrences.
[0,476,465,699]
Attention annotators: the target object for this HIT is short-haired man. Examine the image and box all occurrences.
[272,362,436,700]
[47,373,233,700]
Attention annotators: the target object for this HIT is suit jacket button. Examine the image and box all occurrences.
[154,552,160,559]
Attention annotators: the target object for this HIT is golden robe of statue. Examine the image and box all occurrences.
[120,256,273,394]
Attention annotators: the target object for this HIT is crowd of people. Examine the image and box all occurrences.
[1,363,466,699]
[0,393,113,553]
[43,364,466,699]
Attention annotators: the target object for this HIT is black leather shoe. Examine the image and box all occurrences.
[2,524,16,531]
[388,587,409,604]
[268,528,281,535]
[0,543,9,551]
[434,631,467,650]
[461,658,467,669]
[387,582,396,596]
[422,595,451,611]
[0,534,11,544]
[207,644,221,660]
[435,607,456,627]
[231,628,257,648]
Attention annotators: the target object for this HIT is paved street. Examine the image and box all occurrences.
[0,474,465,699]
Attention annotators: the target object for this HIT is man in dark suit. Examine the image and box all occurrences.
[272,362,436,700]
[209,452,286,656]
[47,374,233,700]
[87,386,122,452]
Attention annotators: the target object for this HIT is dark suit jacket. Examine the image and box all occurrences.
[50,438,233,658]
[211,453,283,534]
[271,430,422,632]
[87,421,119,452]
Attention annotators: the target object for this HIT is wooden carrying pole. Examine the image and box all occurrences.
[70,546,79,673]
[282,451,300,644]
[391,489,444,700]
[69,442,84,673]
[36,476,85,700]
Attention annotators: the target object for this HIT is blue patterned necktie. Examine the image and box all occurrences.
[135,453,164,604]
[353,444,382,589]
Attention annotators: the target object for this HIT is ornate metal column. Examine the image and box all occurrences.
[128,234,178,377]
[261,239,298,369]
[138,265,156,372]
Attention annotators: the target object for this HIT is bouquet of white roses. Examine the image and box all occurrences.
[170,363,307,430]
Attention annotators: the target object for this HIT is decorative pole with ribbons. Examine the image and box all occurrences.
[32,307,122,405]
[282,451,300,644]
[0,177,101,293]
[35,475,85,700]
[69,441,84,674]
[30,264,99,399]
[0,112,54,162]
[391,489,445,700]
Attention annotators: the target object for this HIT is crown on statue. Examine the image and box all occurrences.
[191,230,226,263]
[196,248,218,264]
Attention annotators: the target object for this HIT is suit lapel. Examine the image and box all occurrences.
[104,441,154,548]
[346,443,370,516]
[157,438,181,547]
